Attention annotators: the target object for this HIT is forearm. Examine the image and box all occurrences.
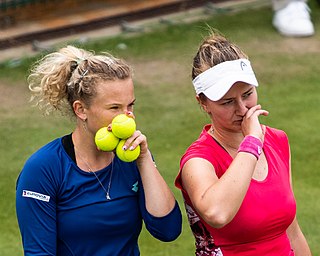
[292,237,312,256]
[136,150,176,217]
[287,218,312,256]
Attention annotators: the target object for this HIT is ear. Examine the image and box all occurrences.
[196,95,209,113]
[73,100,87,121]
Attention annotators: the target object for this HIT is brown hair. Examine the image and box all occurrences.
[28,45,132,115]
[192,31,248,80]
[192,31,248,102]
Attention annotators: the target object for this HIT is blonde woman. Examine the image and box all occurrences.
[16,45,181,255]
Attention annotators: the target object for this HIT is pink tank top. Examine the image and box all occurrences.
[175,125,296,256]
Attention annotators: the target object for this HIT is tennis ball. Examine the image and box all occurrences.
[111,114,136,139]
[95,127,119,151]
[116,140,140,162]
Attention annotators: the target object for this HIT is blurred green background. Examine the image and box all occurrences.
[1,1,319,255]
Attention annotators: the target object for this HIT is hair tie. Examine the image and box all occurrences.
[79,69,89,80]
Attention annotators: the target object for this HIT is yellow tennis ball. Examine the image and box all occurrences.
[111,114,136,139]
[95,127,119,151]
[116,140,140,162]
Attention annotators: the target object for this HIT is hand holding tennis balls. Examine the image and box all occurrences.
[116,140,140,162]
[94,113,140,162]
[112,114,140,162]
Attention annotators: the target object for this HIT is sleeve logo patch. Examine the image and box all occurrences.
[22,190,50,202]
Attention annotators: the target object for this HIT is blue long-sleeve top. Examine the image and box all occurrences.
[16,136,182,255]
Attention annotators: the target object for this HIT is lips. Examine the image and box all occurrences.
[234,119,243,125]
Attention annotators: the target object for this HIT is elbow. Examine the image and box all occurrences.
[150,218,182,242]
[160,228,182,242]
[148,201,182,242]
[201,208,232,229]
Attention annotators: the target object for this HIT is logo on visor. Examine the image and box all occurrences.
[240,61,247,70]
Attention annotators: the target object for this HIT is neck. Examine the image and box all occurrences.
[72,128,113,172]
[209,125,244,152]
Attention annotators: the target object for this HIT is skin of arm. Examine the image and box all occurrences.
[287,217,311,256]
[286,153,312,255]
[181,104,267,228]
[125,130,176,217]
[181,152,257,228]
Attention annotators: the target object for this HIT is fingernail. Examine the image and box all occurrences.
[129,146,134,150]
[123,146,127,150]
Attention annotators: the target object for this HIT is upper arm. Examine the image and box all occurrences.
[181,157,218,215]
[16,162,57,255]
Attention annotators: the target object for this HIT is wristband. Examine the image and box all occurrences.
[237,135,263,160]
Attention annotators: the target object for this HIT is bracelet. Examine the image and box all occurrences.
[237,135,263,160]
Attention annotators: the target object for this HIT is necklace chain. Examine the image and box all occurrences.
[209,126,239,152]
[75,148,113,200]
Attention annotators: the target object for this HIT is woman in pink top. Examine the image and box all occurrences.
[175,31,311,256]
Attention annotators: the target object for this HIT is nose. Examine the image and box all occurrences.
[119,108,132,115]
[235,100,248,116]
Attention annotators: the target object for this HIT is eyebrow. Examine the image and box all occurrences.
[106,98,136,106]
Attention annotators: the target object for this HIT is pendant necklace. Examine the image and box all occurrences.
[75,148,113,200]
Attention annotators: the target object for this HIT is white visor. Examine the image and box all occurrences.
[192,59,258,101]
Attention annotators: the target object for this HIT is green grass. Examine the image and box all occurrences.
[1,1,320,255]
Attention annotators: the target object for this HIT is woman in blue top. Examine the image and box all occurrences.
[16,45,182,255]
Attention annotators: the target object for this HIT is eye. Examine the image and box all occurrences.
[110,105,119,110]
[221,99,234,105]
[243,90,253,99]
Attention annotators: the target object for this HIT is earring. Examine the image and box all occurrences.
[82,118,88,131]
[201,106,209,114]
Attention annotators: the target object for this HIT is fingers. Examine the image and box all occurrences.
[126,111,135,119]
[261,124,266,136]
[241,104,269,141]
[244,104,269,119]
[122,130,147,151]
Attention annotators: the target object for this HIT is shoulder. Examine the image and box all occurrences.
[27,137,63,162]
[21,137,70,179]
[182,125,211,153]
[17,137,70,197]
[181,127,222,169]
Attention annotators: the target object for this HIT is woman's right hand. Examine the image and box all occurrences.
[241,104,269,142]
